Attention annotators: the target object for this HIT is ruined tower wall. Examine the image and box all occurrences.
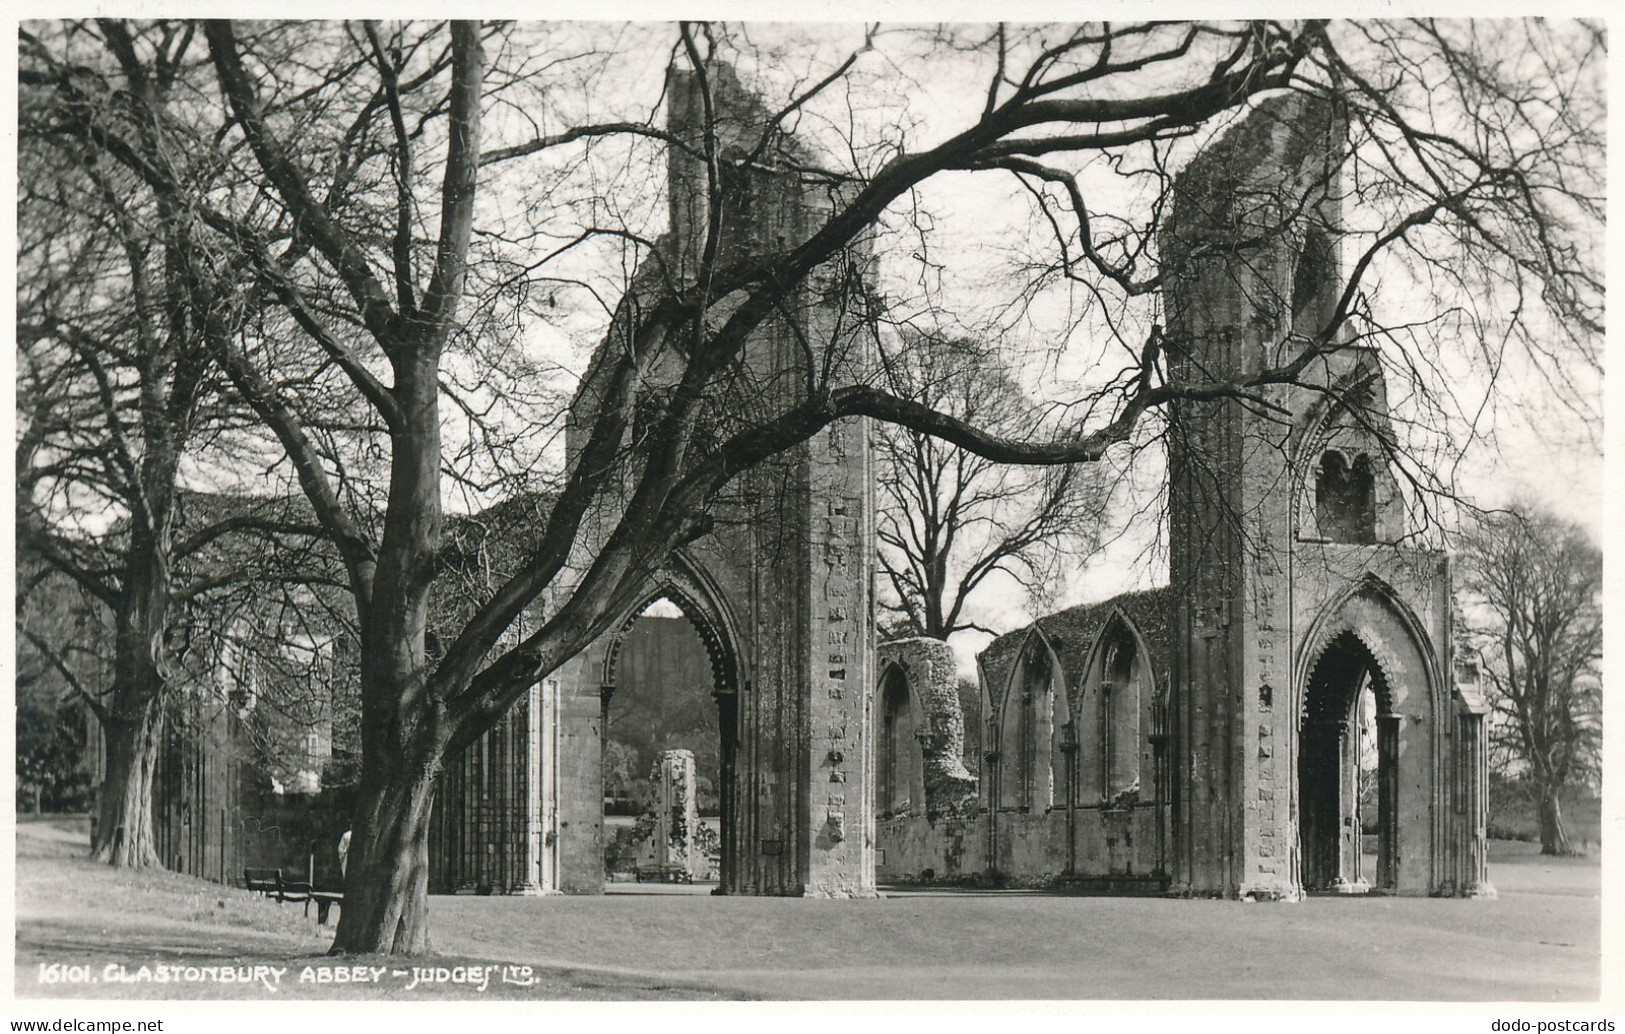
[1163,94,1480,899]
[550,62,876,897]
[873,95,1485,899]
[1161,94,1350,898]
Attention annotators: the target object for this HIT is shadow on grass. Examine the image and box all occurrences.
[14,819,741,1002]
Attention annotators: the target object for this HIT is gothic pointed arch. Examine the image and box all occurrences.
[1076,609,1156,804]
[1294,572,1450,894]
[1289,360,1387,467]
[995,626,1067,810]
[1294,572,1444,717]
[602,550,743,698]
[873,658,921,819]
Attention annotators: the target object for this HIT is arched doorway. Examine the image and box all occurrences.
[602,580,743,892]
[1299,630,1398,893]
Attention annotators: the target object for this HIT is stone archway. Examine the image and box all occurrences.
[600,558,747,893]
[874,638,975,820]
[1299,630,1397,893]
[548,65,877,899]
[874,663,922,820]
[1294,579,1447,896]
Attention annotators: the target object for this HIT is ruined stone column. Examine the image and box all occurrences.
[551,662,610,894]
[545,59,876,899]
[514,681,562,895]
[1163,94,1346,899]
[1332,720,1367,893]
[803,418,878,897]
[643,749,701,879]
[1376,713,1400,891]
[1459,709,1496,898]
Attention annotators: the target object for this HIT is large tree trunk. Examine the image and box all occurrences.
[91,698,164,866]
[93,521,172,868]
[330,745,441,954]
[1537,785,1574,856]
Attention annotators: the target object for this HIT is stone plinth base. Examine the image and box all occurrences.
[511,883,562,896]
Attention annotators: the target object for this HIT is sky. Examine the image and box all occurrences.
[466,23,1605,672]
[8,16,1606,681]
[430,20,1608,678]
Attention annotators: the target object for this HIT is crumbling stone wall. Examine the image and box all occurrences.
[636,750,703,880]
[874,600,1169,889]
[872,97,1481,900]
[877,638,976,817]
[1162,93,1478,899]
[547,61,877,898]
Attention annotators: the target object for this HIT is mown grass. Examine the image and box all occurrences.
[1487,783,1603,851]
[14,816,735,1001]
[15,814,1603,1001]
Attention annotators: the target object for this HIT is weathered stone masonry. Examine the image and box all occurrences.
[153,84,1492,907]
[543,62,878,898]
[874,95,1493,900]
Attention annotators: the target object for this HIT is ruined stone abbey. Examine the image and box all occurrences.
[154,67,1494,902]
[869,93,1494,900]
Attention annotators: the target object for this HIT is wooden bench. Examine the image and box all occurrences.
[244,869,342,924]
[243,868,281,897]
[309,889,343,925]
[279,876,311,903]
[276,876,344,924]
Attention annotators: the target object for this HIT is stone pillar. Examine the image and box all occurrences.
[803,418,876,897]
[1459,710,1496,898]
[713,688,738,892]
[553,659,609,894]
[550,61,877,900]
[1163,93,1346,900]
[1151,697,1170,878]
[644,750,701,878]
[1376,714,1400,891]
[514,681,562,895]
[1061,736,1080,875]
[984,749,1001,873]
[1332,720,1367,892]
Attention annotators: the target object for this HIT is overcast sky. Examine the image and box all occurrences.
[12,14,1606,679]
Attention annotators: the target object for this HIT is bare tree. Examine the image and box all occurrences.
[15,556,108,814]
[16,19,1601,954]
[875,331,1105,639]
[1457,505,1601,856]
[15,23,342,865]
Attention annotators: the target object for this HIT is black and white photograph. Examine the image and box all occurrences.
[8,10,1610,1011]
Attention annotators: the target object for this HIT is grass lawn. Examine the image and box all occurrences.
[14,815,1603,1001]
[13,816,732,1001]
[1487,783,1604,851]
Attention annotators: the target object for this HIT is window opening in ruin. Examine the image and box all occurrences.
[1315,451,1377,543]
[1000,636,1054,810]
[1299,631,1397,894]
[876,666,915,819]
[1102,626,1141,801]
[1292,226,1334,334]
